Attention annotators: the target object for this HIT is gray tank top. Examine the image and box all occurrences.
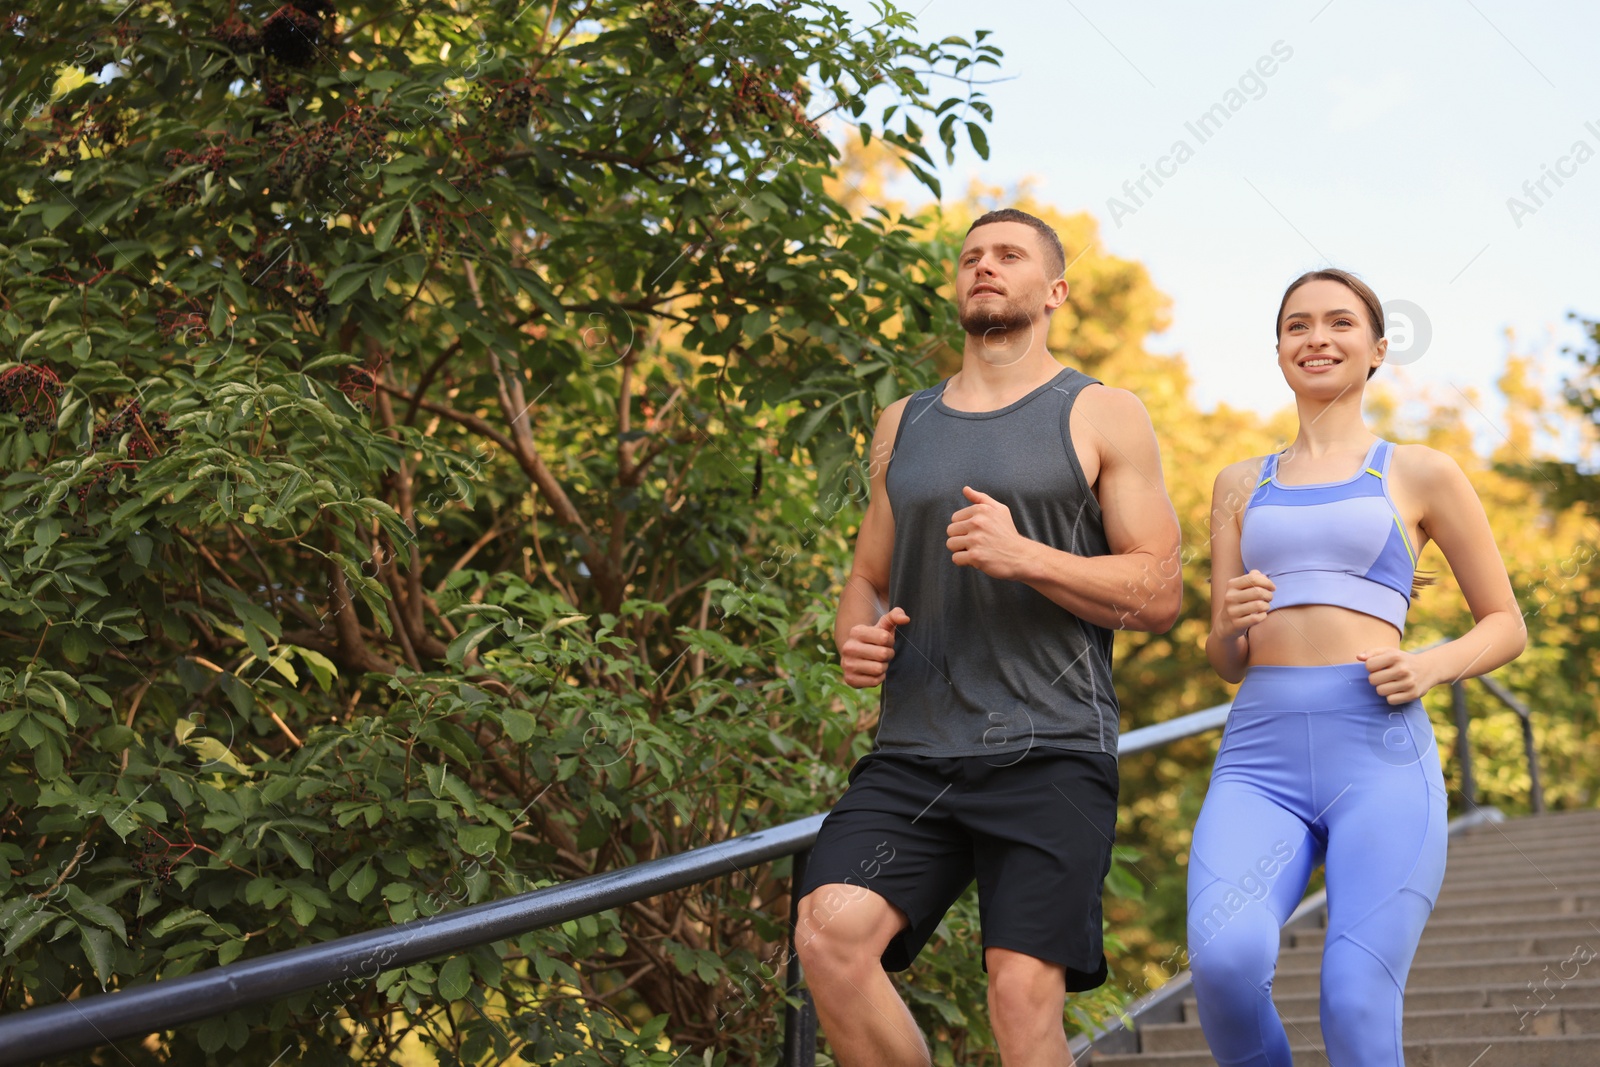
[876,364,1119,758]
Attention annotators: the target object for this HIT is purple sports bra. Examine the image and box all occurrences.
[1239,438,1419,633]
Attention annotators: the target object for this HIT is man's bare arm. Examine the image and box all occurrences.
[836,398,911,687]
[948,387,1182,632]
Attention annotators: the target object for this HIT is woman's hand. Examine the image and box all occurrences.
[1218,570,1275,639]
[1356,647,1437,704]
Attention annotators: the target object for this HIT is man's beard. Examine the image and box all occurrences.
[959,299,1033,338]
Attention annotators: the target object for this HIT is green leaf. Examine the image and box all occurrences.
[458,824,498,858]
[96,725,137,752]
[80,925,115,989]
[64,886,127,942]
[275,829,315,871]
[966,121,990,160]
[500,707,538,743]
[262,647,299,685]
[374,207,406,253]
[128,531,153,567]
[347,862,378,902]
[437,955,472,1001]
[240,618,273,663]
[34,516,60,548]
[290,645,338,691]
[218,673,256,717]
[197,1016,229,1053]
[190,736,253,776]
[3,903,56,955]
[33,738,63,780]
[446,623,498,666]
[289,891,318,926]
[326,266,374,305]
[40,202,75,232]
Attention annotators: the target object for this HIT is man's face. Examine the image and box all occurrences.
[955,221,1061,338]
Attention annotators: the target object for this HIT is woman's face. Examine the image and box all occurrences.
[1276,279,1387,395]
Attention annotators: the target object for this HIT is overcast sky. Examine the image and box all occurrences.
[829,0,1600,446]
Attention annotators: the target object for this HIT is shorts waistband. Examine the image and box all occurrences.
[1233,662,1398,712]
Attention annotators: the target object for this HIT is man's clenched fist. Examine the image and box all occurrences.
[841,607,910,688]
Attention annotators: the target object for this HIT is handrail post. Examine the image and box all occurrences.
[1470,674,1544,814]
[783,848,817,1067]
[1452,681,1476,807]
[1520,709,1545,813]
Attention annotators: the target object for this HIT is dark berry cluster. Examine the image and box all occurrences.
[130,826,197,885]
[209,14,260,53]
[729,62,815,136]
[646,0,698,47]
[156,306,211,344]
[245,251,328,317]
[469,76,548,130]
[75,460,136,504]
[0,364,64,432]
[210,1,334,69]
[262,79,291,112]
[162,144,229,207]
[90,399,178,458]
[262,103,389,193]
[261,4,324,68]
[338,364,378,408]
[164,144,227,175]
[338,348,387,408]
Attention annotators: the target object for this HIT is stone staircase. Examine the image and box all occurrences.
[1083,808,1600,1066]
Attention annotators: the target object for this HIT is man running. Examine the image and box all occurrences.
[794,208,1183,1067]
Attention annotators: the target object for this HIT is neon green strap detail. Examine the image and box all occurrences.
[1392,514,1418,566]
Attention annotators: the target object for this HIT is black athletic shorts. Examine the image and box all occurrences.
[795,745,1119,991]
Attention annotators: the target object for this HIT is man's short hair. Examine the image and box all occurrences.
[965,209,1066,280]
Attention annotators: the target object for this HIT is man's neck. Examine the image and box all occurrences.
[946,347,1067,411]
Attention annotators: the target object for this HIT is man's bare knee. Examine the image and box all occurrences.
[987,948,1066,1041]
[796,884,906,976]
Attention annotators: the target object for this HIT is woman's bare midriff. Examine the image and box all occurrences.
[1245,604,1401,667]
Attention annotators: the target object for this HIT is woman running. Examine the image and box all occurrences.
[1187,268,1526,1065]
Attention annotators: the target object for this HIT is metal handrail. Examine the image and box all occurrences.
[0,666,1545,1065]
[1458,673,1545,813]
[0,815,830,1065]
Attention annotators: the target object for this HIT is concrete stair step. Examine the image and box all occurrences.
[1137,1005,1600,1052]
[1090,1034,1600,1066]
[1440,879,1600,904]
[1275,933,1598,963]
[1448,838,1600,859]
[1440,844,1600,863]
[1431,892,1600,921]
[1452,844,1600,857]
[1444,864,1600,885]
[1459,812,1600,838]
[1179,978,1600,1022]
[1446,842,1600,861]
[1273,954,1592,995]
[1081,812,1600,1063]
[1441,857,1600,878]
[1457,808,1600,830]
[1368,915,1600,946]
